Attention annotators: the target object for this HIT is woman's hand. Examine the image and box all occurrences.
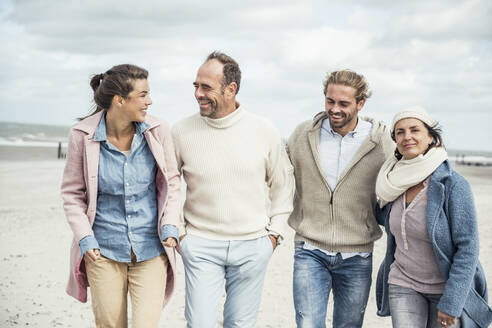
[174,234,187,254]
[162,237,177,248]
[438,310,457,327]
[86,249,100,262]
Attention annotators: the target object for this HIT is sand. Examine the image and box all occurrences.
[0,158,491,327]
[0,145,63,161]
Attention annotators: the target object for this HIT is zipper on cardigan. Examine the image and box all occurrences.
[331,192,335,246]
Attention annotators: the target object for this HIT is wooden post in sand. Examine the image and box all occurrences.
[58,142,62,159]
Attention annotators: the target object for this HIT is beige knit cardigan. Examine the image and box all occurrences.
[287,112,394,252]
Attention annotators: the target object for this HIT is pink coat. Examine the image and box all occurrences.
[60,111,181,307]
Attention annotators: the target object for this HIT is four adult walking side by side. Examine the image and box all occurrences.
[60,53,492,328]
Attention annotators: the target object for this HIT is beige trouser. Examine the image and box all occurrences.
[85,252,168,328]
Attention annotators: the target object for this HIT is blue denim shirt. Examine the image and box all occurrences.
[79,114,178,262]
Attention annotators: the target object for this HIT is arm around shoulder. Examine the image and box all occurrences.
[381,128,395,160]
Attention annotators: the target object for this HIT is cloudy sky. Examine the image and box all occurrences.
[1,0,491,151]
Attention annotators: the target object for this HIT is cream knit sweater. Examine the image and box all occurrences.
[172,107,295,240]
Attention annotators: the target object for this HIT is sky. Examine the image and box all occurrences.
[0,0,491,151]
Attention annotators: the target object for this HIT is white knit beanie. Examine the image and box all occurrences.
[391,106,437,133]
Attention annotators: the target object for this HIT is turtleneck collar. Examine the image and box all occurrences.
[201,103,243,129]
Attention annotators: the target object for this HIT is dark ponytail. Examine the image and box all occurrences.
[90,73,104,92]
[79,64,148,120]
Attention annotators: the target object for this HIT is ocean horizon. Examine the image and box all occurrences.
[1,121,492,159]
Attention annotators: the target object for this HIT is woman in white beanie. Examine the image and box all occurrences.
[374,107,492,328]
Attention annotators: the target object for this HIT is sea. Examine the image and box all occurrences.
[0,121,70,161]
[1,121,491,164]
[0,121,70,148]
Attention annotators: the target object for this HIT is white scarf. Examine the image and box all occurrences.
[375,147,448,204]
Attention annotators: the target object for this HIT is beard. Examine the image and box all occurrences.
[328,110,355,129]
[198,97,218,118]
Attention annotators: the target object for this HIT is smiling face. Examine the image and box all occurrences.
[324,83,365,136]
[394,118,434,160]
[193,59,236,119]
[120,78,152,122]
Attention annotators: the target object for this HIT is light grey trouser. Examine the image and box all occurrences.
[389,284,461,328]
[180,234,273,328]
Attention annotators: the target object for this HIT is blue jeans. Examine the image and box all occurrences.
[180,234,273,328]
[293,242,372,328]
[389,284,461,328]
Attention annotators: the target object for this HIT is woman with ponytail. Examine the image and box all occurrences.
[61,64,181,327]
[374,107,492,327]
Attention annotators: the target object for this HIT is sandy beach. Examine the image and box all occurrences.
[0,155,491,327]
